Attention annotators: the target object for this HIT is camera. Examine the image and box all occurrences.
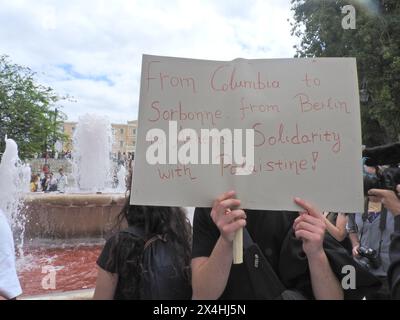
[362,142,400,196]
[356,246,382,270]
[363,165,400,196]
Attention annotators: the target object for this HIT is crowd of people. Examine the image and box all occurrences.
[93,143,400,300]
[94,143,400,300]
[30,167,68,193]
[1,144,400,300]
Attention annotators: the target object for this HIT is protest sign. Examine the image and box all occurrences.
[131,55,364,212]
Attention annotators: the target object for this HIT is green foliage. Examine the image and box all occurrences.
[0,55,67,159]
[290,0,400,146]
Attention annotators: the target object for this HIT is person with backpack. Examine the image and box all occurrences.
[191,191,381,300]
[93,201,192,300]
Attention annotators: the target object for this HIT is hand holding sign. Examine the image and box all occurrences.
[210,191,246,264]
[210,191,246,241]
[293,197,326,258]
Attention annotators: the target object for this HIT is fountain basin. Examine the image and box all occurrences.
[22,193,127,239]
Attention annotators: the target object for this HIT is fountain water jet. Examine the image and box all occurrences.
[71,114,113,192]
[116,165,127,192]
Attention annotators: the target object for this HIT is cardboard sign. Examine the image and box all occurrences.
[131,55,364,212]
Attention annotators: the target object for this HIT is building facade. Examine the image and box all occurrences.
[62,120,137,158]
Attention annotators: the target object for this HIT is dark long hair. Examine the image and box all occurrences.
[107,160,192,288]
[114,198,192,280]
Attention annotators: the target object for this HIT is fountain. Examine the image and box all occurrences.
[23,114,126,240]
[0,137,31,257]
[5,113,194,299]
[15,114,126,299]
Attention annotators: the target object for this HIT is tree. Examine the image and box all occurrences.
[0,55,67,159]
[290,0,400,146]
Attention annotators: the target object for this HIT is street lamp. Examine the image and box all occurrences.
[52,107,58,156]
[360,77,370,103]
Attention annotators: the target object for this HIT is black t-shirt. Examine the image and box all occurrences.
[97,232,144,300]
[192,207,383,300]
[192,207,315,299]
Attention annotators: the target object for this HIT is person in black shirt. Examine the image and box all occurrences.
[94,201,192,300]
[192,191,379,300]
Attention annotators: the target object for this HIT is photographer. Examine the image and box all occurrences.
[368,184,400,299]
[347,196,394,299]
[357,143,400,299]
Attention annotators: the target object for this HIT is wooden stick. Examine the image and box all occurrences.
[233,227,243,264]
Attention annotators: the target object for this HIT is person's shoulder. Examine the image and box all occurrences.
[100,229,144,259]
[193,207,217,230]
[106,229,144,247]
[108,228,144,244]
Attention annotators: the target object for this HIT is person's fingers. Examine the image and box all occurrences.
[218,209,246,226]
[295,229,317,241]
[368,189,387,198]
[213,190,236,208]
[215,199,241,215]
[229,209,246,219]
[221,218,246,234]
[294,221,324,234]
[302,214,323,225]
[294,213,323,230]
[293,214,308,229]
[293,212,312,229]
[294,197,321,218]
[368,195,381,203]
[293,216,301,229]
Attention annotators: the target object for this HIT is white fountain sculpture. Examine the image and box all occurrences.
[0,137,31,256]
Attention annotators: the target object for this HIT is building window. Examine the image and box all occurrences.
[120,128,124,134]
[132,128,136,135]
[120,141,124,147]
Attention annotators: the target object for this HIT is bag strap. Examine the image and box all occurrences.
[379,207,387,232]
[144,234,166,250]
[121,226,166,250]
[243,228,286,299]
[242,226,254,249]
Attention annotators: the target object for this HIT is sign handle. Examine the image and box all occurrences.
[233,228,243,264]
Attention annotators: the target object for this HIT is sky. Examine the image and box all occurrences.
[0,0,298,124]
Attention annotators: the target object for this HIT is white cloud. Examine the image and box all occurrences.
[0,0,296,123]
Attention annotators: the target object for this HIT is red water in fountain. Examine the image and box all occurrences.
[18,245,102,297]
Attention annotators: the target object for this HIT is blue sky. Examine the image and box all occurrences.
[0,0,297,123]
